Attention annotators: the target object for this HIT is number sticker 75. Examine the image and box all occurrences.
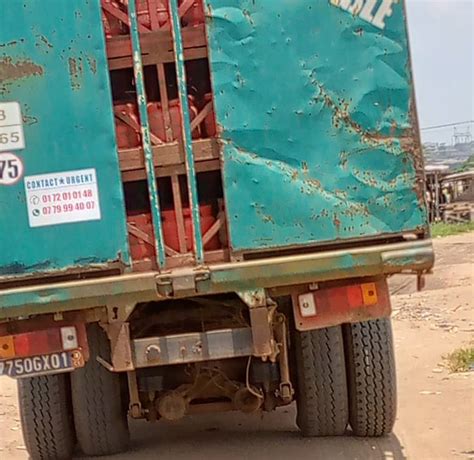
[0,153,24,185]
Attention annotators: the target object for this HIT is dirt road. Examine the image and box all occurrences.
[1,233,473,460]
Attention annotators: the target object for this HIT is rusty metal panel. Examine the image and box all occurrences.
[0,1,130,278]
[205,0,428,252]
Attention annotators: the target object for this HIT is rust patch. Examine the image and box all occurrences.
[0,57,43,83]
[314,82,405,148]
[87,57,97,75]
[0,40,22,48]
[403,96,426,206]
[35,35,53,52]
[68,57,84,90]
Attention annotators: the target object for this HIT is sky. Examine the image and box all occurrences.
[405,0,474,144]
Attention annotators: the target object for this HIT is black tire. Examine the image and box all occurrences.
[343,318,397,437]
[293,326,349,436]
[71,323,130,457]
[18,373,75,460]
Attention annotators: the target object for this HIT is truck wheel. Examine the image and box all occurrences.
[18,374,75,460]
[343,318,397,437]
[71,323,130,456]
[293,326,349,436]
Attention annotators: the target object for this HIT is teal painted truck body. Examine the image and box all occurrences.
[0,0,432,319]
[0,1,130,278]
[206,0,426,250]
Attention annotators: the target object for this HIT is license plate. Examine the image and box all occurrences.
[0,350,81,378]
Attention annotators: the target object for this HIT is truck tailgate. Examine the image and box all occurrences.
[0,0,430,289]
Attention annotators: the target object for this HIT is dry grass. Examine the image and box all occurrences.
[431,222,474,238]
[444,345,474,373]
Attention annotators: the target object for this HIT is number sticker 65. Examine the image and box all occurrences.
[0,152,24,185]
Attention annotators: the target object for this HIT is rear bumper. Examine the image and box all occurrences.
[0,239,433,320]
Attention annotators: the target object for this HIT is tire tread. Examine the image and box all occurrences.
[294,326,348,436]
[343,318,397,437]
[71,324,129,457]
[18,373,75,460]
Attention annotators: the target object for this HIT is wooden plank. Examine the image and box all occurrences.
[171,175,188,253]
[190,101,213,132]
[106,25,206,59]
[164,249,228,268]
[102,2,151,33]
[121,159,221,181]
[157,63,174,142]
[120,138,220,172]
[107,47,208,70]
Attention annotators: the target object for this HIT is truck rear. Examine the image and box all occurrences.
[0,1,433,458]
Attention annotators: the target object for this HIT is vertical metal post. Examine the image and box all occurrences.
[434,171,440,222]
[128,0,166,267]
[167,0,204,264]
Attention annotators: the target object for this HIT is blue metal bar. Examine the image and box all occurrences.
[167,0,204,264]
[127,0,166,268]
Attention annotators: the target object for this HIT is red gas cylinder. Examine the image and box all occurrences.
[136,0,169,30]
[148,97,200,143]
[127,212,155,261]
[203,93,217,137]
[162,204,221,252]
[114,103,141,150]
[182,1,205,27]
[102,0,126,37]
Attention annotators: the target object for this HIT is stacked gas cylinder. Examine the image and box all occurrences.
[101,0,222,263]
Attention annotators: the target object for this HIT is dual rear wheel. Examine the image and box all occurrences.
[293,318,397,437]
[17,324,129,459]
[16,318,396,459]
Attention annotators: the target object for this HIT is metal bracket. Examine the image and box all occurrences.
[102,322,135,372]
[237,289,276,359]
[274,314,294,403]
[127,371,143,418]
[172,273,197,294]
[237,289,267,308]
[417,271,426,291]
[106,302,136,323]
[156,269,210,297]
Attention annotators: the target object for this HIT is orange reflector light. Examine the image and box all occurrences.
[0,336,15,359]
[361,282,378,306]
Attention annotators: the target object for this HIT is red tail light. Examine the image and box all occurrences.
[293,279,390,331]
[0,324,87,360]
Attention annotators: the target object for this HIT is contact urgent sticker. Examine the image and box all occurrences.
[24,168,101,227]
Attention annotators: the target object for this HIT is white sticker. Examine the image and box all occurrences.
[24,168,101,228]
[0,102,26,152]
[0,152,24,185]
[330,0,398,30]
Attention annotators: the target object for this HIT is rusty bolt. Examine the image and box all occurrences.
[192,341,203,355]
[146,344,161,362]
[180,346,187,358]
